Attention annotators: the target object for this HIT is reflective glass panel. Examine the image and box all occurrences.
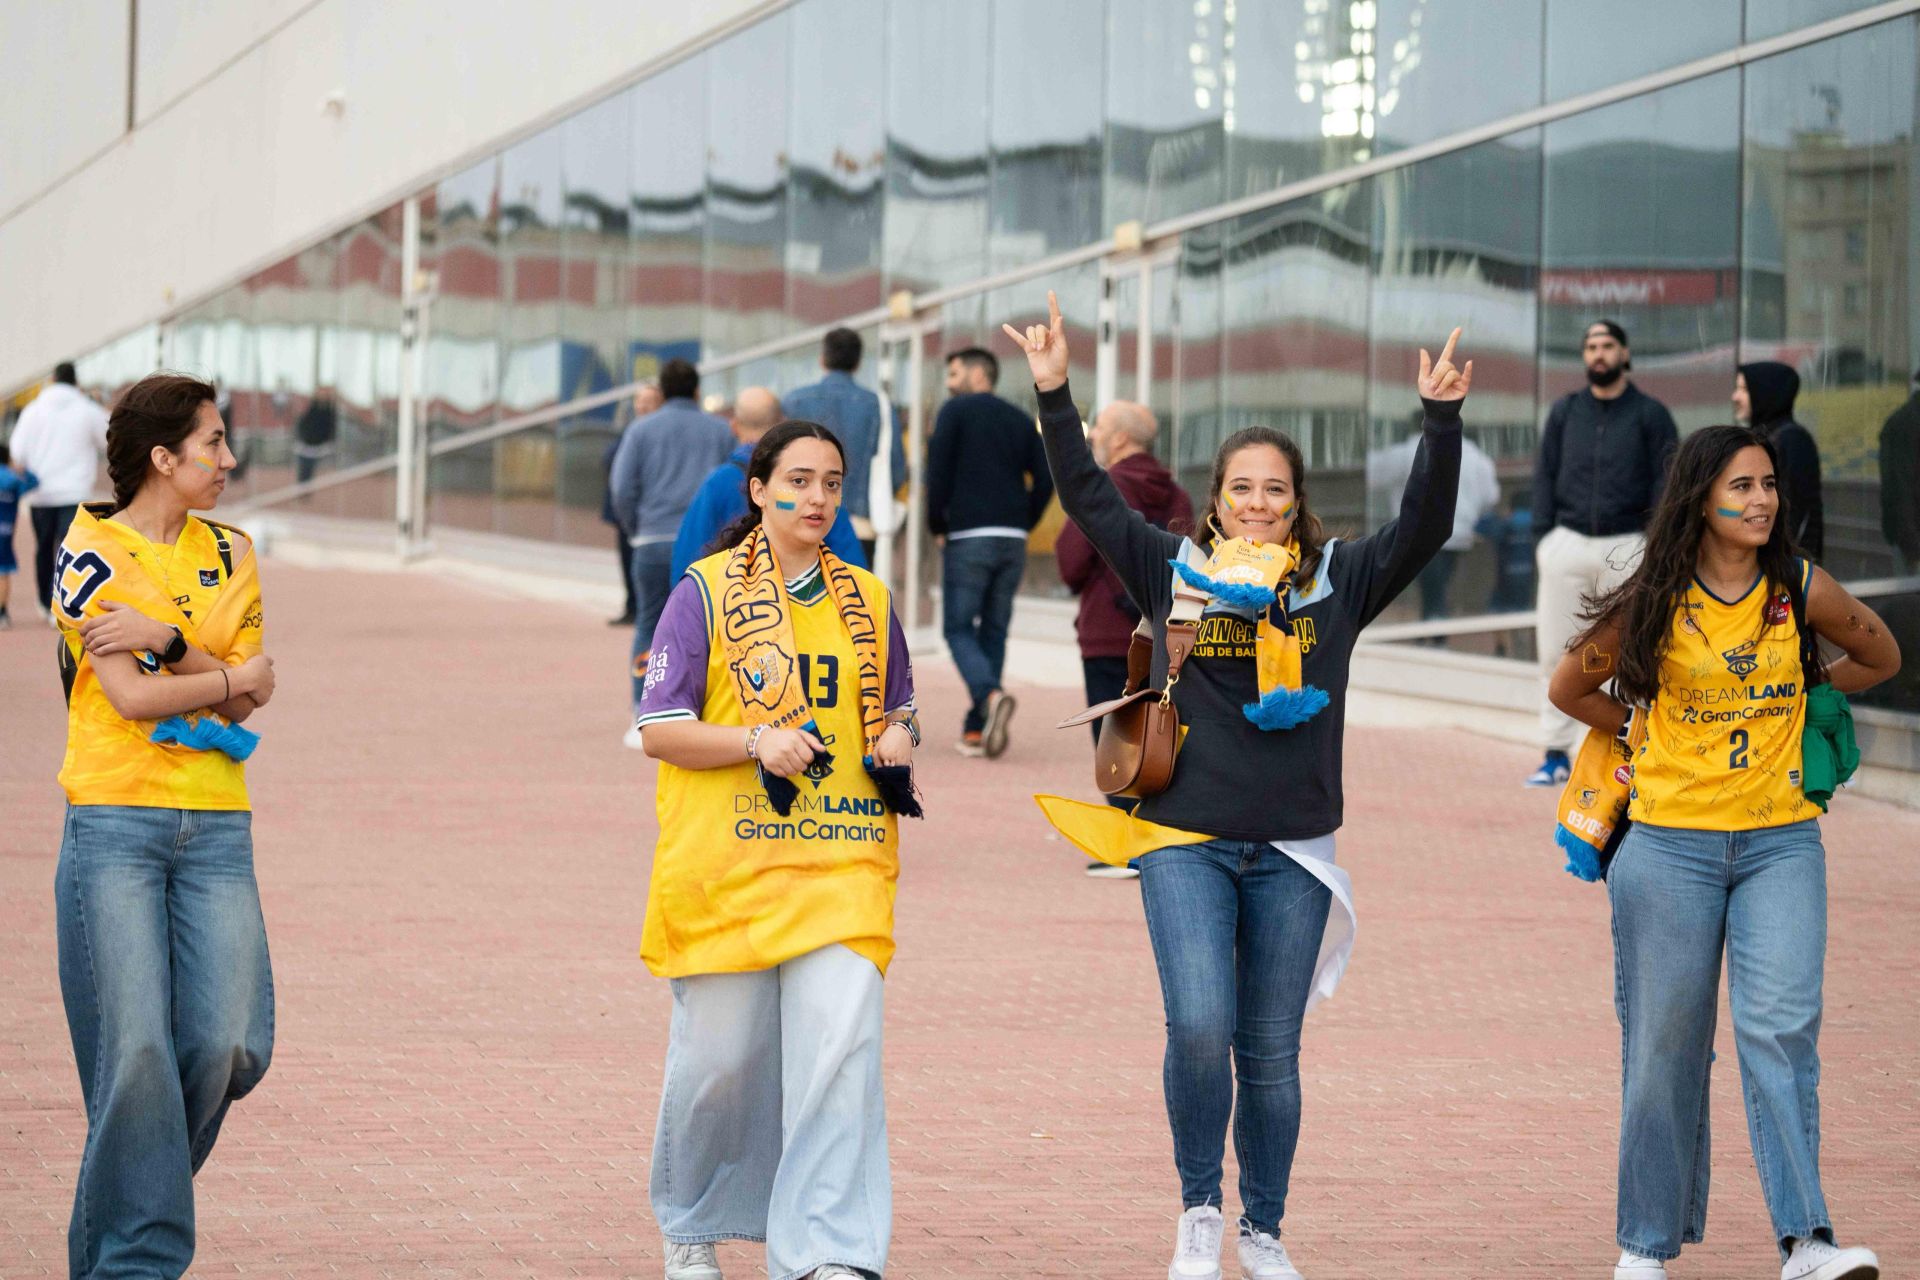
[1544,0,1740,101]
[426,158,505,534]
[1106,0,1226,226]
[1747,0,1887,41]
[989,0,1104,271]
[1743,16,1920,712]
[629,56,708,389]
[1367,131,1540,631]
[1541,72,1741,431]
[706,13,791,355]
[885,3,990,294]
[1373,0,1544,151]
[1227,1,1364,198]
[790,0,885,324]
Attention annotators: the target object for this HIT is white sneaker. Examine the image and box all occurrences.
[1238,1227,1304,1279]
[1614,1250,1665,1280]
[663,1239,722,1280]
[623,724,646,750]
[1170,1205,1225,1280]
[809,1268,864,1280]
[1782,1237,1879,1280]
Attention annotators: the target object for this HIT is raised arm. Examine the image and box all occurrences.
[1004,292,1180,610]
[1336,329,1471,626]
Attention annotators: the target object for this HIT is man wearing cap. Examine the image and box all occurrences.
[1527,319,1678,786]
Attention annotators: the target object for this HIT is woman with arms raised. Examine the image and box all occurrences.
[1006,292,1469,1280]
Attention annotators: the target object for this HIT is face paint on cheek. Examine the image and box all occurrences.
[191,455,218,474]
[1280,503,1295,520]
[1714,506,1744,519]
[773,487,799,511]
[1222,491,1239,512]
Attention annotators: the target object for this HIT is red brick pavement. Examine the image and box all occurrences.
[1,558,1916,1278]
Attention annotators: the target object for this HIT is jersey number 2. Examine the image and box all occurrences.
[1729,728,1751,770]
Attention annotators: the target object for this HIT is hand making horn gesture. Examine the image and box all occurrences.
[1419,327,1472,402]
[1001,290,1070,394]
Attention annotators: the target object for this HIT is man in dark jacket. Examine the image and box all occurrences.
[1529,319,1678,786]
[1881,369,1920,574]
[1055,400,1192,875]
[925,346,1055,759]
[1734,361,1823,559]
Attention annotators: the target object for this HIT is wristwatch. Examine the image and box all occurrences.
[158,626,189,666]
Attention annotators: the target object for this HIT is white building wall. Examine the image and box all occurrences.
[0,0,774,393]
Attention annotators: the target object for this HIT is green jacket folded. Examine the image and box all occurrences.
[1801,683,1859,812]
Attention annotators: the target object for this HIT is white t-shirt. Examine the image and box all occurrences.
[9,383,109,505]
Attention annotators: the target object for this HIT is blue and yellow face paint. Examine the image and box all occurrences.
[772,487,800,512]
[192,454,218,474]
[1714,506,1744,519]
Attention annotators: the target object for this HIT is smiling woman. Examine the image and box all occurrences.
[1548,425,1900,1278]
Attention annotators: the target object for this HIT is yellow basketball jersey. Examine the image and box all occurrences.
[1630,562,1812,830]
[641,552,900,979]
[57,511,260,810]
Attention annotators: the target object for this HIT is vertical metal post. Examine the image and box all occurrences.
[1094,266,1118,411]
[903,323,927,634]
[1135,257,1155,406]
[395,196,420,557]
[874,335,898,590]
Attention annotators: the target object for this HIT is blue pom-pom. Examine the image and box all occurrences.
[150,716,261,762]
[1240,683,1330,730]
[1556,824,1603,882]
[1169,558,1277,610]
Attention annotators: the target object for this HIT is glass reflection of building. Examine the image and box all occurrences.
[52,0,1920,717]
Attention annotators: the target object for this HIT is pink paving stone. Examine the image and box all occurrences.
[0,554,1914,1279]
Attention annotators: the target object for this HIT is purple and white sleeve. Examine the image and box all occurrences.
[884,609,915,715]
[635,579,712,730]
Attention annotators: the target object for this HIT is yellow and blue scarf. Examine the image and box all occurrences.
[1169,536,1329,730]
[718,526,920,818]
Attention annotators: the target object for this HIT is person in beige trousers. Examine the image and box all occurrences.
[1527,320,1678,786]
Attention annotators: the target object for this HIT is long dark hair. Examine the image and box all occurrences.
[107,373,216,510]
[1201,426,1327,592]
[711,420,848,553]
[1574,424,1813,704]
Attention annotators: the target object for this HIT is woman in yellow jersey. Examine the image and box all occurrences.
[634,420,919,1280]
[51,373,278,1280]
[1551,425,1900,1280]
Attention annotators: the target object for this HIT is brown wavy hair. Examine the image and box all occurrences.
[1573,424,1817,704]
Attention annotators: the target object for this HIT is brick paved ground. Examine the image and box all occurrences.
[2,557,1916,1278]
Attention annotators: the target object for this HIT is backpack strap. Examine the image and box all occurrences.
[211,525,234,578]
[1788,557,1824,688]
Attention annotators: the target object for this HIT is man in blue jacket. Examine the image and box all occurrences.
[783,327,905,564]
[670,386,866,582]
[610,358,732,732]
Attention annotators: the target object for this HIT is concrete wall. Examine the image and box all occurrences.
[0,0,775,393]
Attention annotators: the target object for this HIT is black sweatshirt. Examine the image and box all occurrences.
[925,392,1055,536]
[1038,380,1462,842]
[1531,383,1678,540]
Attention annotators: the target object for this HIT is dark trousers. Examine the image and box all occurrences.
[941,537,1026,732]
[1082,654,1137,812]
[615,529,638,619]
[32,503,78,611]
[628,541,676,711]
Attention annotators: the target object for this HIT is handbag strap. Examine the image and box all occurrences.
[1787,557,1826,689]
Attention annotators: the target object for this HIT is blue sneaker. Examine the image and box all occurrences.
[1526,751,1571,787]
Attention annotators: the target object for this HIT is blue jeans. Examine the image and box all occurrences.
[55,805,275,1280]
[1138,839,1331,1238]
[941,537,1025,731]
[1608,819,1831,1261]
[651,944,890,1280]
[629,540,676,711]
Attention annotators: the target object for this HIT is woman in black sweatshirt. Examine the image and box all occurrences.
[1005,292,1469,1280]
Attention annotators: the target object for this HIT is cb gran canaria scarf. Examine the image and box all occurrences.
[1169,536,1329,730]
[719,526,920,817]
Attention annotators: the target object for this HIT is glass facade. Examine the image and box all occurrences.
[34,0,1919,714]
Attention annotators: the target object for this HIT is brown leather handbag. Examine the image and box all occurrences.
[1058,611,1199,798]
